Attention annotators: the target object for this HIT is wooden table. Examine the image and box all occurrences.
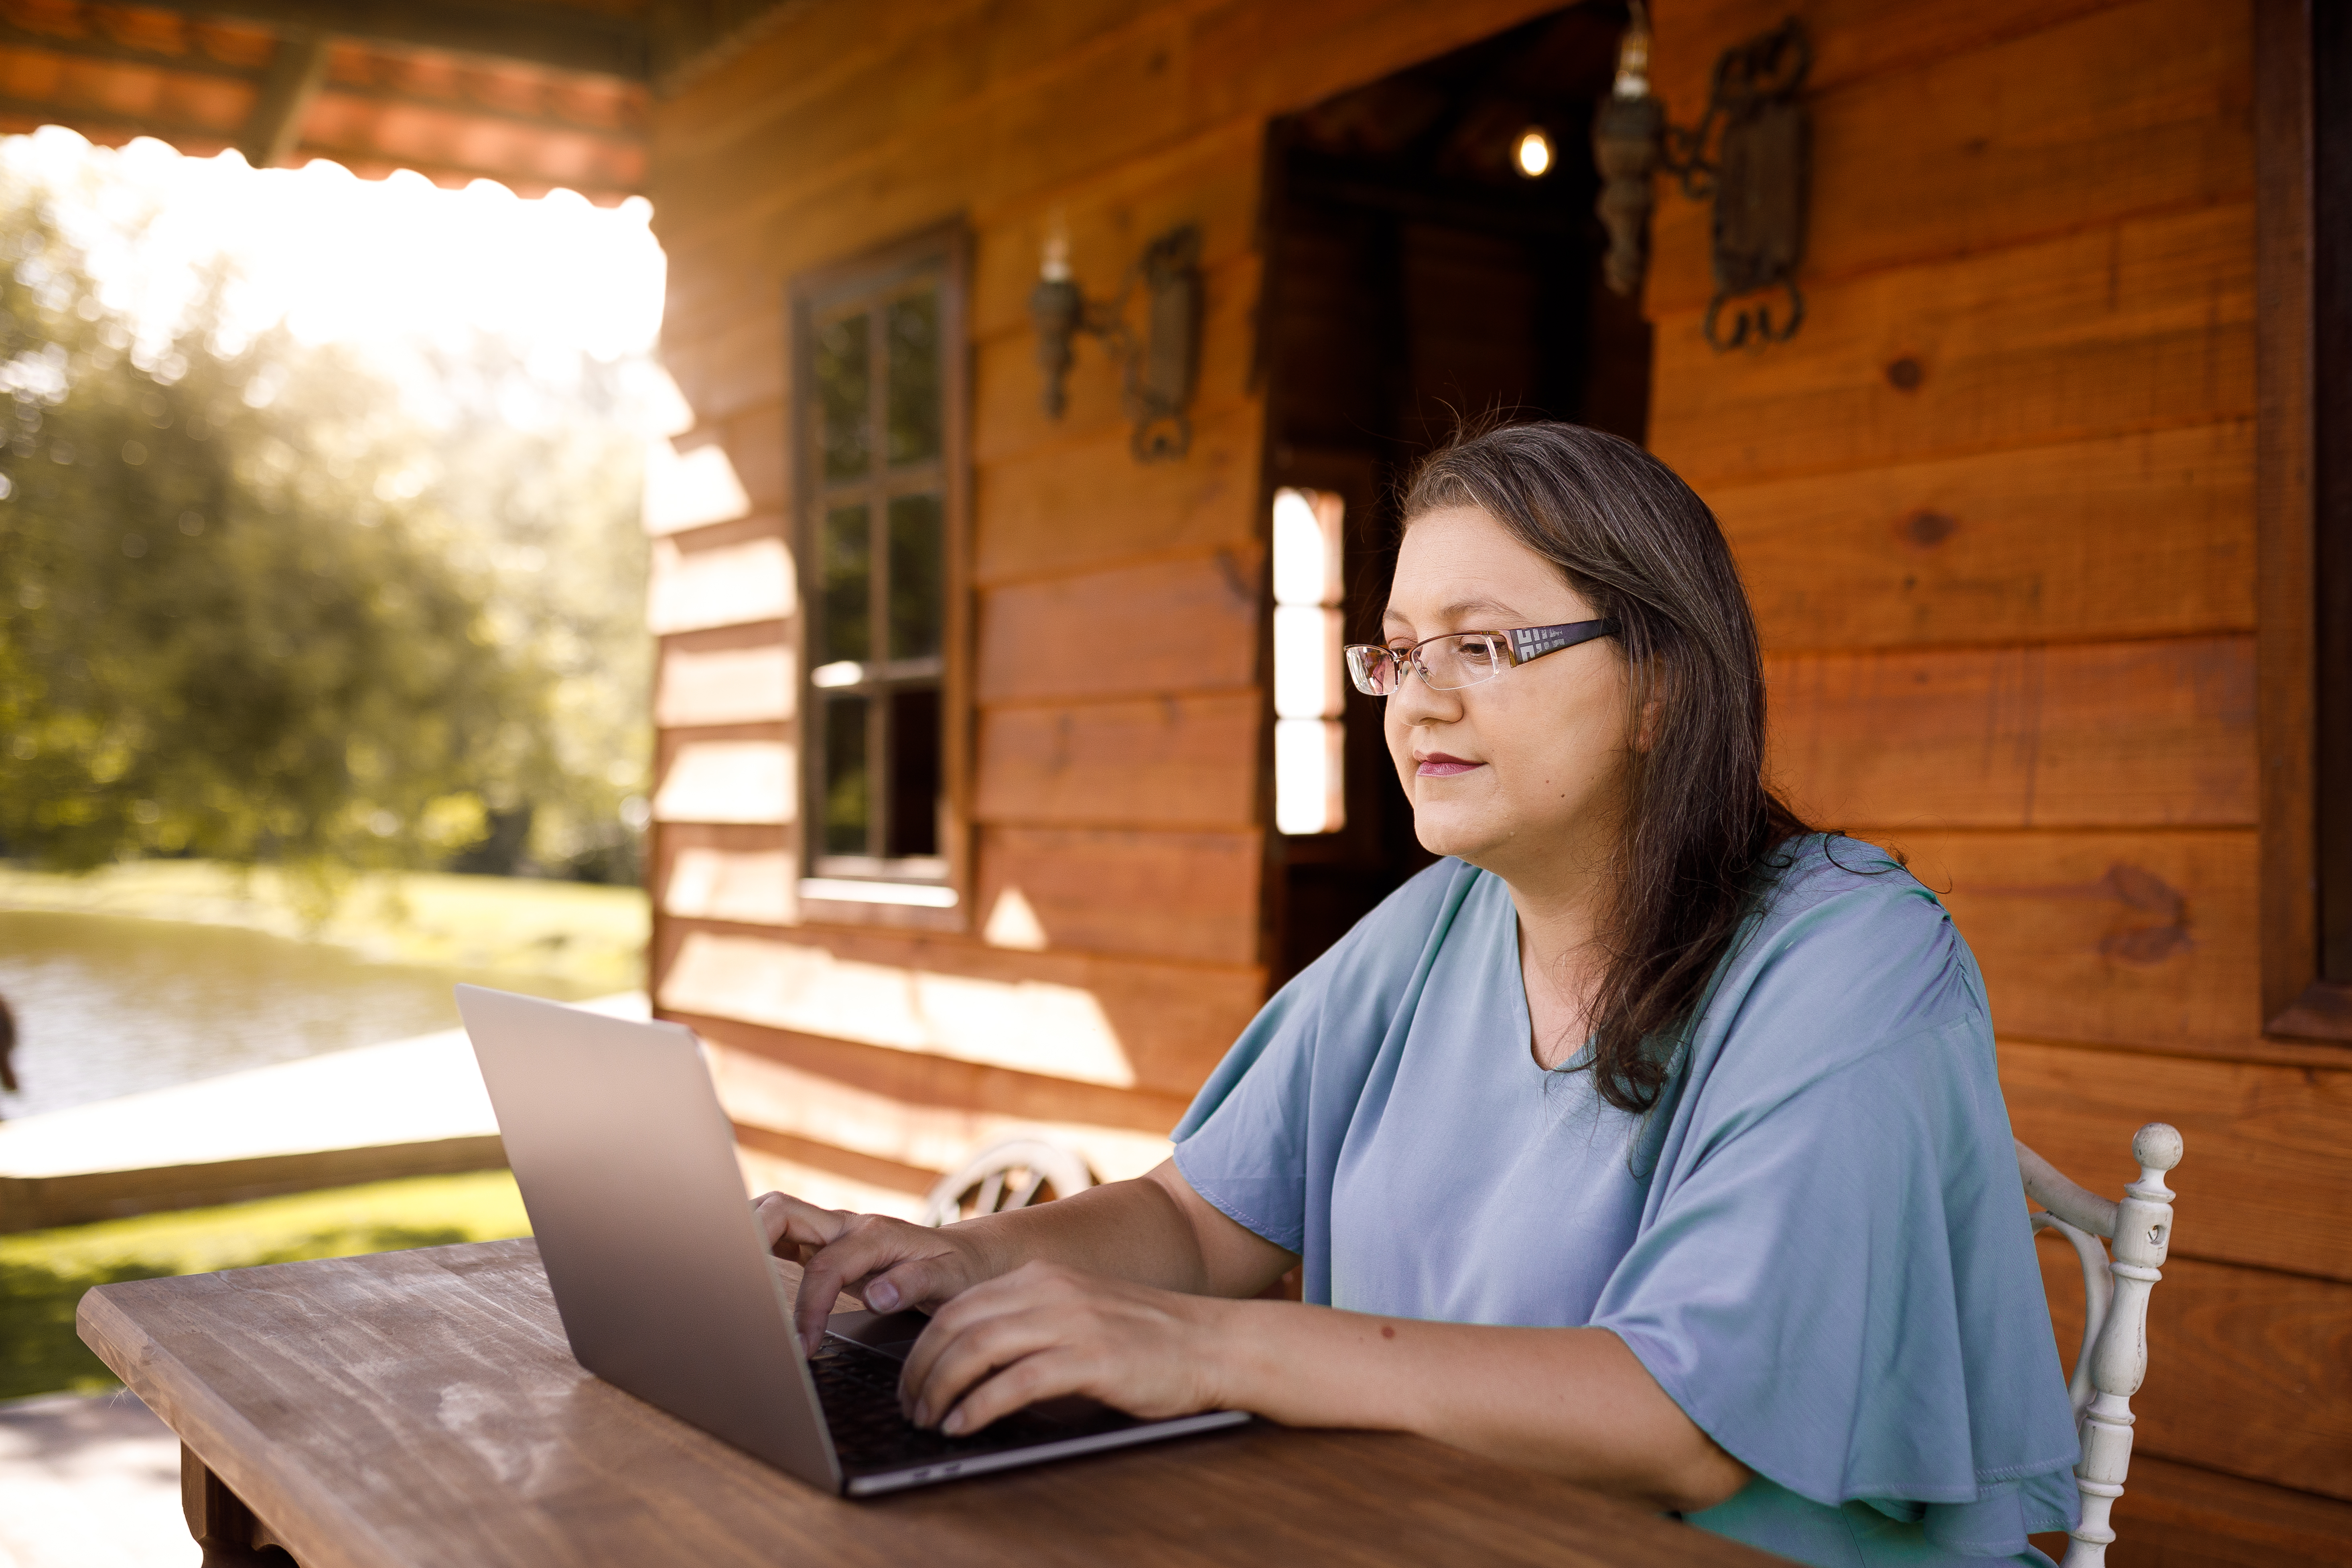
[77,1238,1778,1567]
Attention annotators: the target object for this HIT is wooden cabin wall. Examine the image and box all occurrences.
[637,0,1575,1216]
[1647,0,2352,1561]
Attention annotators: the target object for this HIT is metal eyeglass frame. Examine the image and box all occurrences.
[1344,618,1622,696]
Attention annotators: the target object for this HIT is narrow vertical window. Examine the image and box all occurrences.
[793,234,965,911]
[1272,488,1346,835]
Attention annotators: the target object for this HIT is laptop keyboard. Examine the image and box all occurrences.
[810,1337,1078,1473]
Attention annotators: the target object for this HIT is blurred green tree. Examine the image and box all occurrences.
[0,165,648,898]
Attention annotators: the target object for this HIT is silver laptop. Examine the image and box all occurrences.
[453,984,1248,1496]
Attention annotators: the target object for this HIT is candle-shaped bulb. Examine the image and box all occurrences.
[1612,0,1652,100]
[1041,212,1072,282]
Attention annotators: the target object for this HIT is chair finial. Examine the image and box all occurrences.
[2132,1122,2183,1173]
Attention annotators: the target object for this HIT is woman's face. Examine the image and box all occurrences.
[1382,505,1635,885]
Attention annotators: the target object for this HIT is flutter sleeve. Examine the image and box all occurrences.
[1591,859,2082,1558]
[1172,859,1480,1265]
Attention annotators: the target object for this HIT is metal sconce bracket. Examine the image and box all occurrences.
[1593,12,1810,352]
[1028,223,1202,461]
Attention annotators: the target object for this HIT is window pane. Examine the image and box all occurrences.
[887,492,945,661]
[885,686,942,858]
[815,311,871,481]
[885,289,941,467]
[822,696,871,856]
[819,504,871,664]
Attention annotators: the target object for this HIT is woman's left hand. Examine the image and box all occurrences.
[896,1260,1232,1435]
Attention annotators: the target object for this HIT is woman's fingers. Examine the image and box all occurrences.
[901,1296,1069,1427]
[792,1216,980,1355]
[751,1191,848,1255]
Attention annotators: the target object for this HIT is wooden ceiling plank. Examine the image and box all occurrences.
[134,0,649,83]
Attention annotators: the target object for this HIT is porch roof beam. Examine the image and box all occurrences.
[134,1,650,82]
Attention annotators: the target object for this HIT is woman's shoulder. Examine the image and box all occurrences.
[1699,833,1986,1075]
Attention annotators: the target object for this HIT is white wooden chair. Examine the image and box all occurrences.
[919,1138,1094,1227]
[2015,1123,2184,1568]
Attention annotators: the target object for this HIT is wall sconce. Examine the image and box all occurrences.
[1592,5,1811,351]
[1027,221,1202,461]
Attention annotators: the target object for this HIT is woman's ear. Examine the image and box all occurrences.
[1634,694,1664,755]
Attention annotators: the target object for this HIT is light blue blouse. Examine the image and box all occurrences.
[1172,836,2081,1566]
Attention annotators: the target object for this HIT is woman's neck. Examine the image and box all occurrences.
[1504,860,1614,1071]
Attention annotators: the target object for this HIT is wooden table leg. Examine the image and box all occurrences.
[180,1443,300,1567]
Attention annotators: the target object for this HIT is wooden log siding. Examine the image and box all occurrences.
[1648,0,2352,1542]
[638,0,2351,1553]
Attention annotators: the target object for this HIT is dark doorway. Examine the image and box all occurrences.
[1256,2,1650,986]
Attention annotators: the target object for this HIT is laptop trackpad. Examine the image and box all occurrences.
[825,1307,931,1362]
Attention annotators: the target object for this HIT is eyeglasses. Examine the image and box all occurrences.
[1344,619,1621,696]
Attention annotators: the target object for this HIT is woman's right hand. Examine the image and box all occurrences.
[753,1191,996,1355]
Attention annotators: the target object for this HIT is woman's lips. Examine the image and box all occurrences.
[1415,753,1483,777]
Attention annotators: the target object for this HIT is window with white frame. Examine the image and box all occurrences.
[1272,487,1346,835]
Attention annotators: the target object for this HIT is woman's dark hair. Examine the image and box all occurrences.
[1401,421,1811,1113]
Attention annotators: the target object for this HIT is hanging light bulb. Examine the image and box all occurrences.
[1513,126,1554,179]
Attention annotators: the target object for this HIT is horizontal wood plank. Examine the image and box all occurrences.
[974,693,1260,830]
[682,1008,1196,1136]
[1767,635,2257,829]
[2081,1451,2352,1565]
[977,826,1261,965]
[711,1042,1174,1186]
[2039,1248,2352,1503]
[654,919,1263,1099]
[1892,830,2260,1057]
[652,739,794,826]
[657,641,795,728]
[976,549,1262,704]
[1650,0,2130,105]
[648,530,797,635]
[976,401,1264,587]
[1649,202,2254,489]
[1719,420,2256,651]
[1649,0,2252,312]
[1999,1040,2352,1283]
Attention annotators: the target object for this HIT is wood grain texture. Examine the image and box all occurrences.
[2000,1040,2352,1283]
[1766,635,2258,830]
[1891,831,2260,1055]
[1648,202,2255,489]
[975,826,1262,965]
[976,403,1264,588]
[1717,420,2255,651]
[2038,1246,2352,1503]
[976,549,1261,705]
[77,1239,1768,1568]
[974,694,1260,831]
[2070,1451,2352,1565]
[1648,0,2252,312]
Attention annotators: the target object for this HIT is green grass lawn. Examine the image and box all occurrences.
[0,860,646,994]
[0,1171,532,1400]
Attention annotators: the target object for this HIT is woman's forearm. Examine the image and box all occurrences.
[1203,1299,1747,1513]
[951,1176,1214,1293]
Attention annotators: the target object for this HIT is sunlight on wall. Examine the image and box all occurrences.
[655,645,794,728]
[662,847,795,925]
[660,931,1136,1088]
[708,1045,1171,1186]
[652,742,793,825]
[643,438,752,534]
[982,886,1050,951]
[1272,487,1347,835]
[646,536,796,634]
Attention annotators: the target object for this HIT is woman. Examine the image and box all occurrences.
[759,423,2080,1565]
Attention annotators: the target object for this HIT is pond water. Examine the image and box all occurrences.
[0,911,594,1121]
